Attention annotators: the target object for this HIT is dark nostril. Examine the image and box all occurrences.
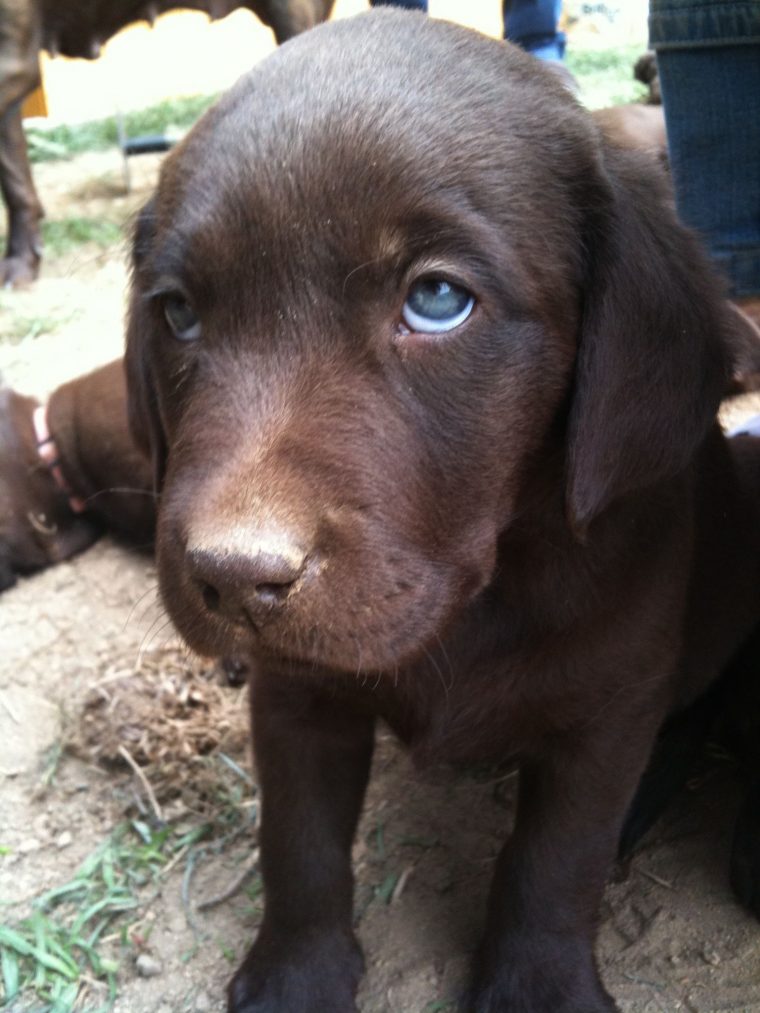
[202,582,221,613]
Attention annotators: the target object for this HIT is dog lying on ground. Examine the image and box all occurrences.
[0,359,154,590]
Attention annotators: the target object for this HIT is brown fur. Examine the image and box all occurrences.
[0,359,154,589]
[124,12,760,1011]
[592,103,667,161]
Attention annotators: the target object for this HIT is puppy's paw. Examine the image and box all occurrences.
[730,779,760,921]
[464,980,617,1013]
[465,944,618,1013]
[227,930,363,1013]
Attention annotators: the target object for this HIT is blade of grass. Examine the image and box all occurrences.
[1,943,19,999]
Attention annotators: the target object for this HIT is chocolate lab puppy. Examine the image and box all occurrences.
[124,11,760,1012]
[0,359,154,590]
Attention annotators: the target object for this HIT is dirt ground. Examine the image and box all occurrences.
[3,141,760,1013]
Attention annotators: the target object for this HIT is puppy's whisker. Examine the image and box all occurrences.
[124,581,161,632]
[135,606,176,660]
[83,487,158,501]
[434,634,456,690]
[351,633,364,687]
[341,256,384,297]
[421,642,452,704]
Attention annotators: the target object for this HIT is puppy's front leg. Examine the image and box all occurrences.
[228,672,375,1013]
[467,725,655,1013]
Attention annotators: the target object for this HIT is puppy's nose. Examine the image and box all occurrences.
[187,530,308,626]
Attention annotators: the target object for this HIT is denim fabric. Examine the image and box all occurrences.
[650,1,760,48]
[369,0,565,60]
[503,0,565,59]
[650,2,760,296]
[369,0,428,9]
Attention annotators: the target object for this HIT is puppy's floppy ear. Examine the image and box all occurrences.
[566,145,731,530]
[125,198,167,491]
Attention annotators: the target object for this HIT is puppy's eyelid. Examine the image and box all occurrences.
[143,276,191,302]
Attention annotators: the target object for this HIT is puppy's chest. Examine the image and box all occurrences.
[379,653,564,767]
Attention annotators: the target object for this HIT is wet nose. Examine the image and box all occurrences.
[187,529,308,626]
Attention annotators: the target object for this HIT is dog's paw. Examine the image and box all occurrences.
[730,779,760,921]
[227,931,362,1013]
[1,254,39,289]
[465,945,618,1013]
[464,981,617,1013]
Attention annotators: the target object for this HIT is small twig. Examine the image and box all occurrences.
[93,668,141,688]
[218,752,254,787]
[117,745,163,823]
[77,973,109,992]
[391,864,415,903]
[635,865,675,890]
[161,841,192,877]
[181,847,204,937]
[196,849,260,911]
[0,695,21,724]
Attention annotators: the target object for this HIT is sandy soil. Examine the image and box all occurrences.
[3,138,760,1013]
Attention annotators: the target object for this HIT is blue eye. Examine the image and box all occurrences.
[402,278,475,333]
[163,293,201,341]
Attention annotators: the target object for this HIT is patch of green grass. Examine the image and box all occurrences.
[41,216,124,256]
[0,307,79,345]
[373,870,400,906]
[218,940,237,964]
[0,820,207,1013]
[568,44,650,109]
[25,94,218,163]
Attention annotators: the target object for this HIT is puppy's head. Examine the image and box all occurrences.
[0,388,100,590]
[126,11,729,673]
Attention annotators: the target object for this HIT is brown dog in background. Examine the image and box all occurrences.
[0,359,154,590]
[78,11,760,1012]
[0,0,335,287]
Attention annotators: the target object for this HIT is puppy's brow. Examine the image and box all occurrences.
[342,256,386,296]
[139,245,191,293]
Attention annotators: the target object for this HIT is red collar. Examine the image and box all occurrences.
[32,405,88,514]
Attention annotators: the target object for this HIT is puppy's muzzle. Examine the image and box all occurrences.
[187,527,310,627]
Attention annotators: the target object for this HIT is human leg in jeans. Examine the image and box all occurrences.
[369,0,427,10]
[370,0,565,63]
[649,1,760,327]
[503,0,565,61]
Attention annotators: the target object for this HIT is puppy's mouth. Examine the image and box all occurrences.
[155,526,469,677]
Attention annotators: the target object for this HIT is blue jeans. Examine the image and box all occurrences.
[369,0,565,60]
[649,1,760,297]
[503,0,565,60]
[369,0,429,9]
